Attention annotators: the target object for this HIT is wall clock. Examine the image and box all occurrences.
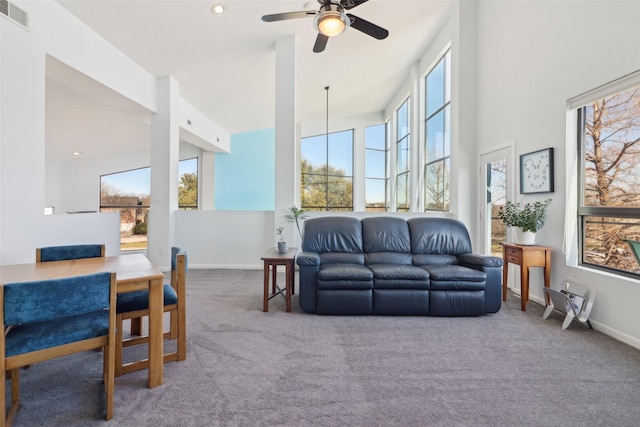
[520,148,554,194]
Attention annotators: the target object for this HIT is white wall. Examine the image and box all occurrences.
[1,1,227,265]
[175,210,275,269]
[473,0,640,348]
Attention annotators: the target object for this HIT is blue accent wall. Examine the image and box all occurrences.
[214,129,275,210]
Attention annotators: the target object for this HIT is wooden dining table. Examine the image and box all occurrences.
[0,254,165,388]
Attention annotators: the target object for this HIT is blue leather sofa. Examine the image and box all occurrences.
[296,216,503,316]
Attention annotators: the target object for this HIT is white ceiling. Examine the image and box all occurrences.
[47,0,451,161]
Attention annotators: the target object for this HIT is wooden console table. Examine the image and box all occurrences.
[501,243,552,311]
[261,247,296,312]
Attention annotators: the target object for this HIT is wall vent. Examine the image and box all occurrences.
[0,0,29,28]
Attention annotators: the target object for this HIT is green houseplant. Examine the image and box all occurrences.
[286,206,308,239]
[498,199,552,244]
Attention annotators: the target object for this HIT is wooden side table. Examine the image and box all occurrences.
[501,243,552,311]
[261,247,297,312]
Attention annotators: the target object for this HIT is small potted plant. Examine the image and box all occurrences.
[498,198,552,245]
[276,226,286,253]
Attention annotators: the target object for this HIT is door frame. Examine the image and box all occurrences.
[477,141,516,255]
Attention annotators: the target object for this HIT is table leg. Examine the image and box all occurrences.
[147,277,164,388]
[271,264,277,294]
[290,260,295,295]
[521,264,530,311]
[543,249,551,304]
[502,260,509,302]
[263,261,269,312]
[285,261,291,312]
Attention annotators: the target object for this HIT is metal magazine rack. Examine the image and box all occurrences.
[543,280,595,329]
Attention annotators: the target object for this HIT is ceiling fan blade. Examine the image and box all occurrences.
[313,34,329,53]
[261,11,316,22]
[347,14,389,40]
[341,0,369,10]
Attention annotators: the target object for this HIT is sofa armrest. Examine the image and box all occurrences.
[297,252,320,313]
[458,253,503,314]
[297,251,320,266]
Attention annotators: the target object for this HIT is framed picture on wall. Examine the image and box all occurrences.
[520,147,554,194]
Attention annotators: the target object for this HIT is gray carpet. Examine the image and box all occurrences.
[9,269,640,426]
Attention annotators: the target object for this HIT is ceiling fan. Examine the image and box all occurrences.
[261,0,389,53]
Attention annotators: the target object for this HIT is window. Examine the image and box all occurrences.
[424,49,451,211]
[365,123,389,211]
[179,157,198,210]
[578,85,640,277]
[396,99,410,212]
[301,129,353,211]
[100,159,199,250]
[100,167,150,251]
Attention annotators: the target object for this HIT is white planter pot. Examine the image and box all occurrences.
[515,228,536,245]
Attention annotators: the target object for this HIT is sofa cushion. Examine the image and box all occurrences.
[368,264,430,289]
[408,217,473,255]
[303,216,363,254]
[317,264,373,290]
[362,217,411,253]
[422,265,486,291]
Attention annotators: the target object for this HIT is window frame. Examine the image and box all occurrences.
[423,49,451,212]
[395,98,411,212]
[365,122,390,212]
[300,129,354,211]
[576,85,640,279]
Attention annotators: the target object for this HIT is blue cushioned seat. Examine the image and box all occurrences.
[1,272,116,423]
[116,284,178,313]
[115,247,188,377]
[5,311,109,357]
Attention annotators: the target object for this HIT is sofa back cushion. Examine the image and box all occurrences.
[303,216,364,264]
[408,217,472,256]
[362,217,412,265]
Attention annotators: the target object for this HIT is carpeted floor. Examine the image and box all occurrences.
[8,269,640,426]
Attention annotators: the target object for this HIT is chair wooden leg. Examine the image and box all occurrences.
[169,311,177,340]
[177,306,186,361]
[1,367,5,427]
[104,343,114,420]
[115,314,124,377]
[6,368,21,427]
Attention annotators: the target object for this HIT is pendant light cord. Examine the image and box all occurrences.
[325,86,330,143]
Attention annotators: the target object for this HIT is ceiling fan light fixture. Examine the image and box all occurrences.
[314,10,349,37]
[211,4,224,14]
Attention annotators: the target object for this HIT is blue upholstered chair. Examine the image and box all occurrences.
[36,244,105,262]
[0,272,117,426]
[115,247,187,376]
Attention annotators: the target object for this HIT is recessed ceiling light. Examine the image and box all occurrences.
[211,4,224,14]
[72,151,81,156]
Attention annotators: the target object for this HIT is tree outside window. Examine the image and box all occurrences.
[301,130,353,211]
[100,158,199,250]
[579,86,640,276]
[424,49,451,211]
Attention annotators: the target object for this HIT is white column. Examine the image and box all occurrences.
[451,0,478,227]
[274,36,298,247]
[201,150,215,210]
[148,75,180,268]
